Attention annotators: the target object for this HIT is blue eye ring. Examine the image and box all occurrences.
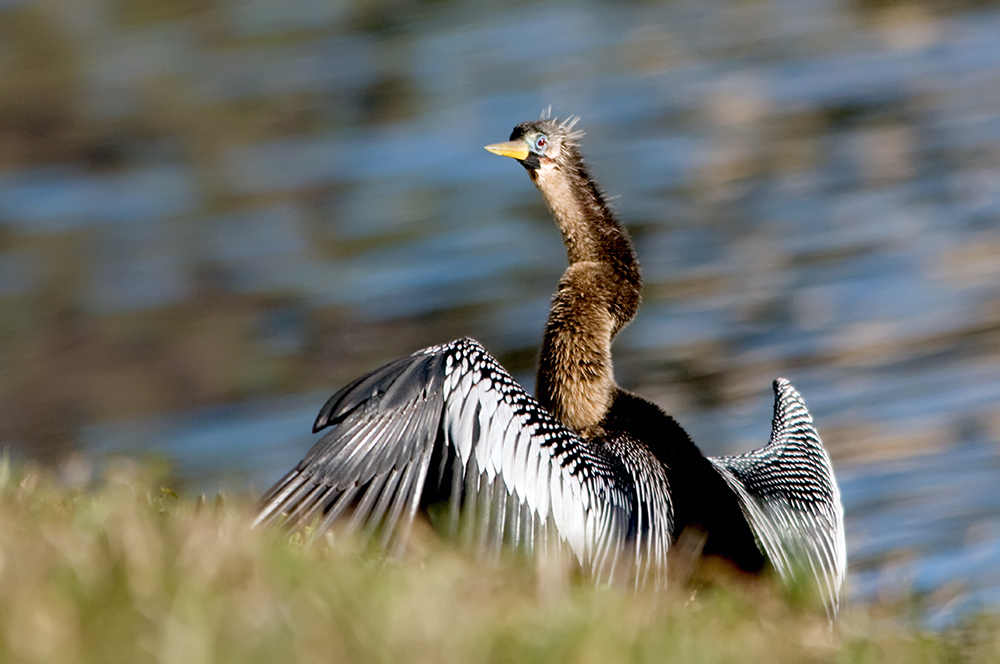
[534,134,548,153]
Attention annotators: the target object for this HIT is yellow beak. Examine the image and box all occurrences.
[484,140,530,160]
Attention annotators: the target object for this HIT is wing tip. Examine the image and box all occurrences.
[771,377,814,423]
[772,376,795,398]
[312,412,330,433]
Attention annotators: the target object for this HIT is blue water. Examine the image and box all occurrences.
[2,0,1000,624]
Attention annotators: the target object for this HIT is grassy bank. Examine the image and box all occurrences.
[0,460,994,663]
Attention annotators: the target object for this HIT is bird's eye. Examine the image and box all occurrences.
[534,135,547,152]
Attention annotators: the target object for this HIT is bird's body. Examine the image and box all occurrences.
[256,115,846,615]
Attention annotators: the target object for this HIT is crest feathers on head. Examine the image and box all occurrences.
[538,109,585,145]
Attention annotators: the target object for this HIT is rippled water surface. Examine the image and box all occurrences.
[2,0,1000,624]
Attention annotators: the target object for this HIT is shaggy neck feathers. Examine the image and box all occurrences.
[532,146,641,434]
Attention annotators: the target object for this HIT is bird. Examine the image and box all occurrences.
[254,114,847,616]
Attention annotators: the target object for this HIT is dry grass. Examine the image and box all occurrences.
[0,458,995,663]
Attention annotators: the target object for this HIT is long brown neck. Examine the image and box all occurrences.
[532,152,641,434]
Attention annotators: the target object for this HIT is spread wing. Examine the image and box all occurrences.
[254,337,673,582]
[708,379,847,617]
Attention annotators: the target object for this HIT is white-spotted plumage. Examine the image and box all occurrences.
[255,343,845,614]
[256,114,847,617]
[709,378,846,617]
[255,337,673,583]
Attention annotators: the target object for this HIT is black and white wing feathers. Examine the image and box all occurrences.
[708,378,847,617]
[255,337,672,581]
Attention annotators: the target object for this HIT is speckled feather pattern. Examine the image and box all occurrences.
[709,379,847,617]
[255,116,846,616]
[255,337,673,584]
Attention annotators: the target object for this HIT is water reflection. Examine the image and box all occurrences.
[1,0,1000,622]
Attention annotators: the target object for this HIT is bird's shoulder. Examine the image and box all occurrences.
[596,388,701,463]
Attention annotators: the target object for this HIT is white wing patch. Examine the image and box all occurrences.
[708,378,847,617]
[255,338,672,584]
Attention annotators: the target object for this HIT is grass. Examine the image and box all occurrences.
[0,459,996,663]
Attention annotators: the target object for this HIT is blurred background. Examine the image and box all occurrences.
[1,0,999,624]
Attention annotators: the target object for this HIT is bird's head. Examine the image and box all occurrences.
[484,115,583,177]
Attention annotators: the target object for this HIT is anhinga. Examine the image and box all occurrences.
[255,115,847,616]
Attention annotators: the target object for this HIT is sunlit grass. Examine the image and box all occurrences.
[0,458,996,663]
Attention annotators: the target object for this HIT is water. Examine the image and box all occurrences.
[1,0,1000,624]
